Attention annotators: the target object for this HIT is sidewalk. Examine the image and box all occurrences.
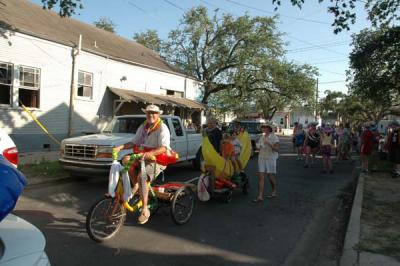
[19,151,59,165]
[341,170,400,266]
[18,151,69,185]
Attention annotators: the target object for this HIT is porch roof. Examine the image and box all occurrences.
[108,87,206,110]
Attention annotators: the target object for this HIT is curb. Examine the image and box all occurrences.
[340,172,364,266]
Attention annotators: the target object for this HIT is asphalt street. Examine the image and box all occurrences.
[15,136,355,266]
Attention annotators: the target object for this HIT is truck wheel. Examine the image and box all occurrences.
[192,148,203,170]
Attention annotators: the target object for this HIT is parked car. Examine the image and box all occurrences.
[59,115,203,176]
[0,155,51,266]
[0,128,18,167]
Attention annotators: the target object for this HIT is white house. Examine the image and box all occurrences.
[0,0,205,152]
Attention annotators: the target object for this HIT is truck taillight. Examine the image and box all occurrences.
[3,147,18,166]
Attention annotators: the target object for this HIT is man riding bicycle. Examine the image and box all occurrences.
[114,104,170,225]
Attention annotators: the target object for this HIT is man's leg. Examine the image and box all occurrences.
[138,162,165,224]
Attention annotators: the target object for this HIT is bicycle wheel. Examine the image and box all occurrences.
[86,197,126,242]
[171,186,195,225]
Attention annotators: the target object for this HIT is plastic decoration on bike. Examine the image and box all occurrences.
[201,131,251,179]
[237,131,251,168]
[132,145,179,166]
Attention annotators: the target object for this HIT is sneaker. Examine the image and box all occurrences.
[138,209,150,224]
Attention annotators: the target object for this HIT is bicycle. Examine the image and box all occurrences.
[86,149,195,242]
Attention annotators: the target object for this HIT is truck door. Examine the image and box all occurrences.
[170,118,188,160]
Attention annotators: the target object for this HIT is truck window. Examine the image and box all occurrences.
[109,117,170,134]
[171,118,184,136]
[111,118,146,133]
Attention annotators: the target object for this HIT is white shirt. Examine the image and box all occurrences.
[133,122,171,150]
[232,138,242,155]
[257,133,279,160]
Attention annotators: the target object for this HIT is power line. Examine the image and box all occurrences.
[286,35,347,56]
[220,0,347,56]
[287,41,349,53]
[319,80,346,84]
[292,59,346,76]
[124,0,162,22]
[310,59,347,65]
[163,0,186,12]
[225,0,330,25]
[199,0,228,11]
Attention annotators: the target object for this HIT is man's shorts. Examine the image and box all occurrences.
[145,162,166,181]
[258,158,277,174]
[321,145,332,157]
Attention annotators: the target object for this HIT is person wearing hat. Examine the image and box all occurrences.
[205,117,222,153]
[386,120,400,177]
[114,104,170,224]
[320,124,334,174]
[253,123,279,202]
[303,122,320,168]
[360,121,375,173]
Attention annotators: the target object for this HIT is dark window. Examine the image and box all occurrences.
[0,62,12,105]
[171,118,183,136]
[77,71,93,98]
[19,66,40,108]
[166,89,183,98]
[111,117,170,134]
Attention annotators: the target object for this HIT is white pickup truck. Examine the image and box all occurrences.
[59,115,202,176]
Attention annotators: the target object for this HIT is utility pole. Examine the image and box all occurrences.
[315,78,319,123]
[68,34,82,137]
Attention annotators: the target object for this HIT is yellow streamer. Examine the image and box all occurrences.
[20,102,61,145]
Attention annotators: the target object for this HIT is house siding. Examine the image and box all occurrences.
[0,30,202,152]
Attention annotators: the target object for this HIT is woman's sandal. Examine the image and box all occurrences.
[252,198,263,203]
[266,193,277,199]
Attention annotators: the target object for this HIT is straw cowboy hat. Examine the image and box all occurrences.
[261,122,276,131]
[141,104,163,114]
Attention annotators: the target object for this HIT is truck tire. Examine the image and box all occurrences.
[192,148,203,170]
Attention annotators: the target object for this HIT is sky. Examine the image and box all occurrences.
[31,0,371,98]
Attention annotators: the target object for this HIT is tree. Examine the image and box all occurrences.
[273,0,400,34]
[319,90,346,120]
[348,26,400,116]
[41,0,83,17]
[208,62,316,120]
[93,17,116,33]
[133,30,162,53]
[161,7,316,104]
[320,91,392,125]
[41,1,400,33]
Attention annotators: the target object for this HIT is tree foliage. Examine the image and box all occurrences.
[273,0,400,34]
[159,7,316,104]
[320,91,393,125]
[42,0,400,33]
[93,17,116,33]
[319,90,346,120]
[209,62,316,120]
[348,26,400,112]
[41,0,83,17]
[133,30,162,53]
